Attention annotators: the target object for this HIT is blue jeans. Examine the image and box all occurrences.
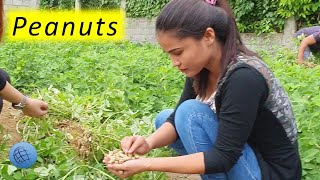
[155,100,261,180]
[303,47,311,60]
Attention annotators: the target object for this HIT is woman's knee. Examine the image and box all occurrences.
[175,99,203,127]
[178,99,201,110]
[154,109,174,129]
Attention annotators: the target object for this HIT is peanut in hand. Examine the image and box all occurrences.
[107,149,139,164]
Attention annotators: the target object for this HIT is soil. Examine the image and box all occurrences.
[56,120,92,158]
[0,101,22,147]
[0,100,92,157]
[302,61,317,68]
[167,173,201,180]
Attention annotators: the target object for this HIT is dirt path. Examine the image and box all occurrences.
[167,173,201,180]
[0,101,21,147]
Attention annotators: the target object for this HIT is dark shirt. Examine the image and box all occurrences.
[0,73,6,91]
[296,26,320,53]
[166,55,302,180]
[0,69,10,91]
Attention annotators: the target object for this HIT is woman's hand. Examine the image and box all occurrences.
[121,135,152,155]
[22,98,48,117]
[103,155,151,179]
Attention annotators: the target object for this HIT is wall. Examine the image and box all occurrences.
[126,18,297,50]
[4,0,39,10]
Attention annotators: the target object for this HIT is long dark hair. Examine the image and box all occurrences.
[156,0,256,97]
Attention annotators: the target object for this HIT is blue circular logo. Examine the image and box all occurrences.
[9,142,37,168]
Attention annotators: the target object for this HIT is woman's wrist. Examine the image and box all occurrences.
[143,158,154,171]
[12,95,28,110]
[145,137,154,151]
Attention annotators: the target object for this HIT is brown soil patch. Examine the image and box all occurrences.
[0,101,22,147]
[302,62,317,68]
[167,173,201,180]
[56,120,92,158]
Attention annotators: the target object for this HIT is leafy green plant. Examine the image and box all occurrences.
[40,0,75,9]
[40,0,121,9]
[80,0,120,9]
[229,0,285,33]
[0,41,180,179]
[278,0,320,28]
[125,0,169,18]
[0,42,319,179]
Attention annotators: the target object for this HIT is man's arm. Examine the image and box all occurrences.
[0,81,48,117]
[298,35,316,64]
[0,81,25,105]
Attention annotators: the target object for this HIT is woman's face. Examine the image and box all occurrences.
[157,29,220,77]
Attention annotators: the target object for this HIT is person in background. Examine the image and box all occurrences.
[296,26,320,64]
[0,0,48,117]
[103,0,302,180]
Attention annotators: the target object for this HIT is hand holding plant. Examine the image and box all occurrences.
[22,98,48,117]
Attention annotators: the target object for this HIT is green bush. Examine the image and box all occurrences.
[125,0,169,18]
[80,0,120,9]
[228,0,284,33]
[40,0,75,9]
[1,42,320,179]
[279,0,320,28]
[0,41,180,179]
[40,0,120,9]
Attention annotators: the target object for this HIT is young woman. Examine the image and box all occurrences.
[0,0,48,117]
[103,0,302,179]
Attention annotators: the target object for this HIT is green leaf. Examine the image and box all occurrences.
[13,172,23,179]
[303,149,320,163]
[7,165,17,175]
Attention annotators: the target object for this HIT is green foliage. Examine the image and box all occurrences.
[125,0,169,18]
[125,0,285,33]
[80,0,120,9]
[40,0,75,9]
[278,0,320,28]
[0,41,180,179]
[40,0,120,9]
[228,0,320,31]
[0,42,320,179]
[0,42,183,113]
[229,0,285,33]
